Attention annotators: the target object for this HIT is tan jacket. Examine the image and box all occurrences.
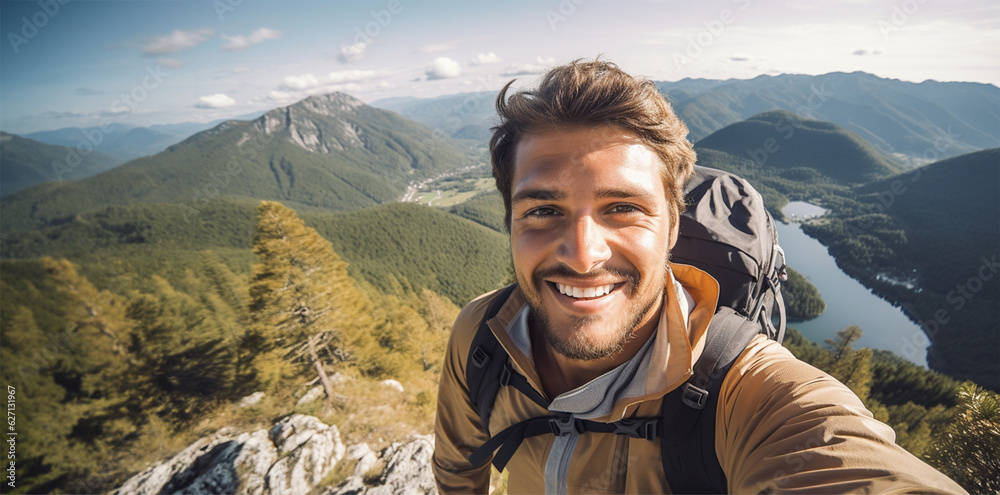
[433,263,966,494]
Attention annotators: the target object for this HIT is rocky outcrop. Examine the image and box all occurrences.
[114,415,437,495]
[114,415,345,495]
[324,435,436,495]
[254,93,368,153]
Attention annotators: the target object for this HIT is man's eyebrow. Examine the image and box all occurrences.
[595,187,655,200]
[511,188,567,204]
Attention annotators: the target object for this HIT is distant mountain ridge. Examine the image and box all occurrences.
[1,93,470,232]
[22,111,269,162]
[373,71,999,163]
[25,124,192,162]
[660,71,999,162]
[694,110,901,184]
[0,132,125,196]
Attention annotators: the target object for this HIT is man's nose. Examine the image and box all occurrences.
[556,215,612,273]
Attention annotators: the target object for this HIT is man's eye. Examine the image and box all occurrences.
[608,204,639,214]
[526,207,559,217]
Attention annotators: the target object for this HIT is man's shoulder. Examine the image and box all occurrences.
[453,287,507,334]
[446,287,518,363]
[721,335,869,414]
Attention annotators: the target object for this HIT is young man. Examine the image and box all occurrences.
[433,60,965,494]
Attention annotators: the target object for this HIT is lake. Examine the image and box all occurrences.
[775,209,929,366]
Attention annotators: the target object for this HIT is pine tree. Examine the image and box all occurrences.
[928,383,1000,492]
[824,326,874,404]
[0,306,77,488]
[245,201,370,398]
[125,276,237,423]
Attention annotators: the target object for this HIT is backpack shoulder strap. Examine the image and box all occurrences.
[466,284,518,437]
[660,307,763,494]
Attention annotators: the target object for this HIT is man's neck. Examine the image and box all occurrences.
[532,308,662,399]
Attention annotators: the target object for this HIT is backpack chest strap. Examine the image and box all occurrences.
[469,413,662,471]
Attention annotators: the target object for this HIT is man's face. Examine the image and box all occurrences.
[509,125,676,361]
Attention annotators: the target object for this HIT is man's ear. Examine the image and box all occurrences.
[667,207,681,249]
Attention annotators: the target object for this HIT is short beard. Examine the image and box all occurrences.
[524,264,663,361]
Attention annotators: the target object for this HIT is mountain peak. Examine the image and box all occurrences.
[294,92,365,115]
[253,93,369,153]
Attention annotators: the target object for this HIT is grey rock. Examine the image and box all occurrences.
[238,391,266,408]
[114,415,344,495]
[326,435,437,495]
[297,386,326,406]
[379,379,404,394]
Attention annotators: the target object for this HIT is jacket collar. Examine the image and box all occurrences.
[486,263,720,421]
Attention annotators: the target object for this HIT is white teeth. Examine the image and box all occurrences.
[556,283,615,299]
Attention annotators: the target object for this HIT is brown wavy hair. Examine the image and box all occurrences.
[490,59,696,231]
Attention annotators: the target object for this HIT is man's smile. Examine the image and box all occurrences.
[554,282,617,299]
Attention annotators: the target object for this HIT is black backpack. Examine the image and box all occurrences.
[465,166,787,493]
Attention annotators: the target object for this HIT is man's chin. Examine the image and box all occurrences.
[534,314,632,361]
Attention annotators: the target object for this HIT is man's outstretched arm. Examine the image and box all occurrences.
[718,336,967,494]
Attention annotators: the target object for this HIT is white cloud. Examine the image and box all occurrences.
[327,70,379,84]
[500,56,556,76]
[143,28,213,55]
[195,93,237,109]
[337,41,370,63]
[268,90,294,101]
[271,70,383,101]
[159,58,184,68]
[221,27,283,51]
[280,74,321,90]
[427,57,462,80]
[470,52,500,65]
[232,67,252,74]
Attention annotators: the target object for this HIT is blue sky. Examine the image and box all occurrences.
[2,0,998,135]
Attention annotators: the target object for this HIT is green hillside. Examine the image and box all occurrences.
[0,198,509,306]
[0,132,125,196]
[695,110,901,184]
[1,93,470,233]
[447,189,506,232]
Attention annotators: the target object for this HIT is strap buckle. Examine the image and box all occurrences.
[499,361,512,386]
[470,346,490,368]
[682,382,710,410]
[612,418,659,441]
[548,415,584,436]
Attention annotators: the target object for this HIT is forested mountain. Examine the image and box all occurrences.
[803,148,1000,388]
[374,72,999,164]
[1,93,470,233]
[0,132,125,196]
[695,110,901,183]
